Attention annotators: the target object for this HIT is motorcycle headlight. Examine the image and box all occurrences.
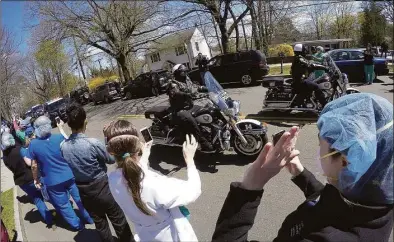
[224,108,236,117]
[232,100,240,114]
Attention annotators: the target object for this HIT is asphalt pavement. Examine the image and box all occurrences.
[18,75,393,241]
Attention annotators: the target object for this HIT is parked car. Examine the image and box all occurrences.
[328,49,389,82]
[29,104,46,118]
[45,98,69,127]
[91,81,122,105]
[188,50,270,86]
[70,86,91,105]
[122,70,170,99]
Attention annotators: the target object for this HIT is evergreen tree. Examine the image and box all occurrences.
[361,2,387,47]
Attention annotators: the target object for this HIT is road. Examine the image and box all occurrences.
[18,75,393,241]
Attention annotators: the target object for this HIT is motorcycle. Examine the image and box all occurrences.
[144,71,268,157]
[261,55,360,113]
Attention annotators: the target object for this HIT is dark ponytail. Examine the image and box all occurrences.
[105,120,152,216]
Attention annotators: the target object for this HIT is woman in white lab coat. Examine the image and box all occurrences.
[104,120,201,242]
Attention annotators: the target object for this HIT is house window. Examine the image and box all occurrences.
[175,46,187,56]
[195,42,199,52]
[151,52,161,63]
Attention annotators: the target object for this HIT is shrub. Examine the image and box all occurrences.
[268,44,294,57]
[88,75,119,90]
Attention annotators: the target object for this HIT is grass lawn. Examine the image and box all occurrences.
[269,65,291,75]
[1,188,15,239]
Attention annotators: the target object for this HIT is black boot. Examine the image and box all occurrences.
[199,137,214,152]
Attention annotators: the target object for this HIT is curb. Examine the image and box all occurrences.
[13,186,24,242]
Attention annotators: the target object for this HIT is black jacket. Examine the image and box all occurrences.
[212,168,393,242]
[364,51,374,65]
[2,143,34,186]
[168,76,204,112]
[291,56,328,86]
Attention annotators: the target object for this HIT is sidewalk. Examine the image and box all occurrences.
[17,186,101,242]
[1,156,15,192]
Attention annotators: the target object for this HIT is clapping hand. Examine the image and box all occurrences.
[182,134,198,166]
[241,126,301,191]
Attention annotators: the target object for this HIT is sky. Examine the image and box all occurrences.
[1,1,30,53]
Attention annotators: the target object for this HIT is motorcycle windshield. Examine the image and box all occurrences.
[203,72,229,110]
[323,54,346,92]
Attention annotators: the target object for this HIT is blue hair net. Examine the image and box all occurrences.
[317,93,393,205]
[34,116,52,138]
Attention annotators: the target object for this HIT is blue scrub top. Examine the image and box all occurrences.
[28,134,74,186]
[20,147,29,158]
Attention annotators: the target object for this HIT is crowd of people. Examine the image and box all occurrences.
[1,91,393,242]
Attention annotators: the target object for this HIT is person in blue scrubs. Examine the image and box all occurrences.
[29,116,93,231]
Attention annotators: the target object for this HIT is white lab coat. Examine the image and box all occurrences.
[108,152,201,242]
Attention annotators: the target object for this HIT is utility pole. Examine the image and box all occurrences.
[196,11,213,58]
[241,18,249,50]
[211,16,223,54]
[72,36,87,86]
[96,58,103,75]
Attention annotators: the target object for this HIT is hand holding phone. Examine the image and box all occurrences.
[55,117,61,125]
[140,127,153,144]
[272,130,285,146]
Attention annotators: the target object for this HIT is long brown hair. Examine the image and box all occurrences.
[104,120,152,216]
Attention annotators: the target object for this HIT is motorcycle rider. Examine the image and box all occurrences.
[312,46,326,79]
[291,43,328,108]
[168,64,214,152]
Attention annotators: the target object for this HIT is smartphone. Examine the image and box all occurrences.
[140,127,153,144]
[272,130,286,145]
[55,117,61,124]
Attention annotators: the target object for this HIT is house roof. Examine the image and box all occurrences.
[147,28,196,54]
[293,38,353,45]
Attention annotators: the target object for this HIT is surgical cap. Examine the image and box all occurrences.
[318,93,393,205]
[34,116,52,138]
[20,117,32,129]
[25,126,35,138]
[1,132,16,151]
[317,46,324,52]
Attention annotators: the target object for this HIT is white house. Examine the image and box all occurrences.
[145,28,212,72]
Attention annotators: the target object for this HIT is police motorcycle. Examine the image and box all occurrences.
[261,54,360,113]
[144,71,268,157]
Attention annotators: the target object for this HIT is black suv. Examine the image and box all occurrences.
[45,98,69,127]
[122,70,170,99]
[70,86,91,105]
[189,50,269,86]
[92,82,121,105]
[30,104,46,118]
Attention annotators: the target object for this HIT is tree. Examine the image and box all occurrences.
[35,40,69,96]
[187,0,250,53]
[306,0,332,40]
[0,28,21,120]
[361,2,387,47]
[377,0,394,23]
[273,17,301,44]
[29,1,198,82]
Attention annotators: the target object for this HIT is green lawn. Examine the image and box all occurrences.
[1,188,15,239]
[269,65,291,75]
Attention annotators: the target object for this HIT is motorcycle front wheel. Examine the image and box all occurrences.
[232,133,268,158]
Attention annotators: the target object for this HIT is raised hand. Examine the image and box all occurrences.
[241,126,300,191]
[182,134,198,166]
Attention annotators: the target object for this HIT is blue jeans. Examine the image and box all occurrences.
[46,178,93,230]
[20,181,53,225]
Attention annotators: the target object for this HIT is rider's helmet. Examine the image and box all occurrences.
[294,44,307,57]
[172,64,188,82]
[316,46,324,53]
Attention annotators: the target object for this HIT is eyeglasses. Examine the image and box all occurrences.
[320,150,339,160]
